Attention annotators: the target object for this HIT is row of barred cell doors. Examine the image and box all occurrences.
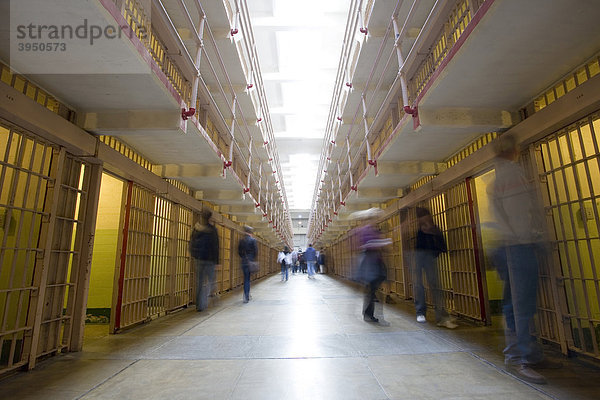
[329,111,600,360]
[0,122,274,375]
[90,175,274,333]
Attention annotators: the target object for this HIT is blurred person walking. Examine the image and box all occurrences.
[413,207,457,329]
[318,251,326,274]
[189,209,219,312]
[291,248,299,274]
[488,134,560,384]
[352,208,391,323]
[238,226,258,303]
[304,244,317,278]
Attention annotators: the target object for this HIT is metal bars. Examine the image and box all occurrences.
[0,122,92,371]
[537,112,600,358]
[113,186,197,331]
[115,184,153,330]
[148,197,173,318]
[445,181,483,320]
[35,154,89,358]
[0,124,53,373]
[173,206,193,307]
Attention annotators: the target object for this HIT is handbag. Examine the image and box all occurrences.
[248,261,259,273]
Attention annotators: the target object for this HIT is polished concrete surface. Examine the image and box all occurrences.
[1,273,599,399]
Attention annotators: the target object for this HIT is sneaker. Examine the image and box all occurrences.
[436,318,458,329]
[416,315,426,323]
[506,364,547,384]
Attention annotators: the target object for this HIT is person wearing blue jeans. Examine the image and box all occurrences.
[278,246,290,281]
[414,248,451,325]
[189,209,219,312]
[492,244,543,367]
[489,134,561,384]
[413,207,456,329]
[194,259,216,310]
[304,244,317,278]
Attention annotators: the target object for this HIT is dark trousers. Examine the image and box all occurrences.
[492,244,542,365]
[363,277,385,318]
[242,263,251,301]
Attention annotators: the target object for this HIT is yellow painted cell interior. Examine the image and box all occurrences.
[473,170,504,303]
[88,174,124,309]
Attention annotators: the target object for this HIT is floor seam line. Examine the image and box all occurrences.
[466,350,561,400]
[75,359,140,399]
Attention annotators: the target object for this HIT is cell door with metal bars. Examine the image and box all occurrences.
[535,111,600,358]
[173,205,193,307]
[112,182,154,331]
[405,183,486,322]
[0,123,92,372]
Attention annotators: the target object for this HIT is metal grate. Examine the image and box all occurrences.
[147,197,173,318]
[410,0,474,103]
[0,124,53,373]
[445,180,483,320]
[537,111,600,358]
[115,183,154,330]
[217,225,232,293]
[426,193,455,313]
[173,206,193,307]
[0,62,75,122]
[35,154,89,358]
[98,136,154,171]
[446,132,498,168]
[532,54,600,114]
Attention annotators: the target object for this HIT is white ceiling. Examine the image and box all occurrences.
[247,0,350,210]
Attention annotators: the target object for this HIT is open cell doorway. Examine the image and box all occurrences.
[473,170,505,322]
[85,172,124,340]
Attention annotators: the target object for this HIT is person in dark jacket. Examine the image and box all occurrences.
[189,209,219,312]
[238,225,257,303]
[318,251,325,274]
[413,207,456,328]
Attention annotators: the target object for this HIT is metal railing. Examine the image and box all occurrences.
[107,0,291,243]
[309,0,488,241]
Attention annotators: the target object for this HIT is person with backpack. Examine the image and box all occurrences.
[189,209,219,312]
[238,225,258,303]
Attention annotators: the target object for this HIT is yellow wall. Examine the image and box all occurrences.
[88,173,123,309]
[473,170,504,302]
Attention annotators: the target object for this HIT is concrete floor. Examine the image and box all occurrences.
[1,273,599,399]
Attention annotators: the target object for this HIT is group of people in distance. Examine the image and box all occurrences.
[277,244,324,281]
[189,133,560,385]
